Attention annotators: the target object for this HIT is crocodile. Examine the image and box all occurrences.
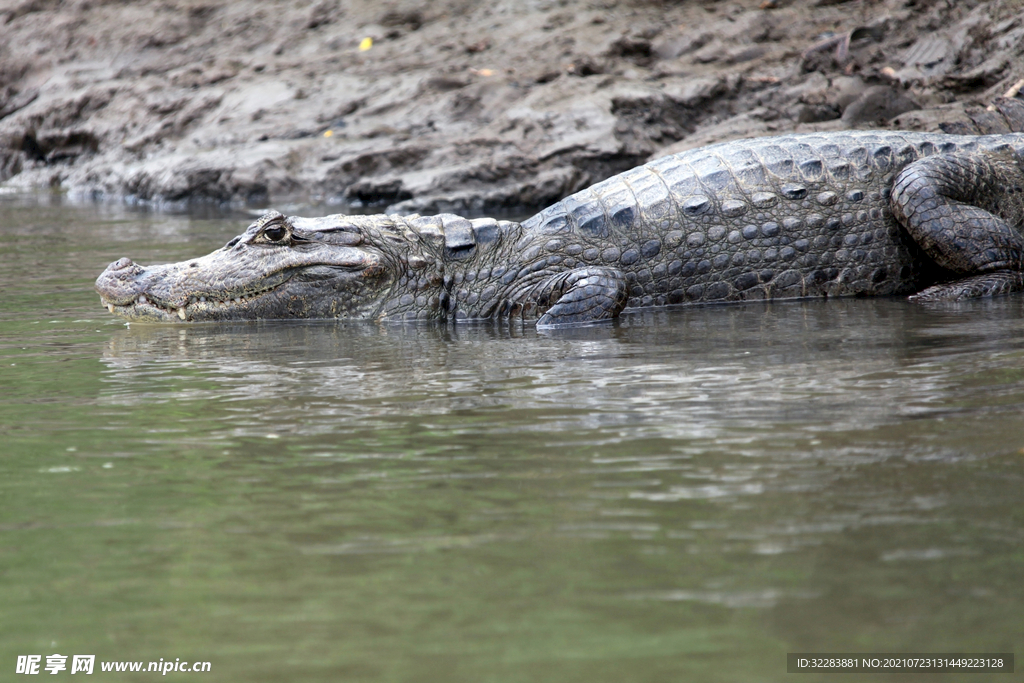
[96,130,1024,328]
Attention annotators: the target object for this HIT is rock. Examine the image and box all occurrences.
[797,103,840,123]
[0,0,1021,210]
[891,97,1024,135]
[830,76,870,110]
[900,36,955,78]
[841,86,920,126]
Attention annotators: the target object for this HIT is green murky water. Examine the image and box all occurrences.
[2,193,1023,682]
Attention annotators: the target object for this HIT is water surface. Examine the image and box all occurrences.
[2,194,1023,681]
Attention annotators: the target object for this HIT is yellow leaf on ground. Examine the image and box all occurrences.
[359,37,373,51]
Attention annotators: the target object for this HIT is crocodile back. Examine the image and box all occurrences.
[518,131,1024,306]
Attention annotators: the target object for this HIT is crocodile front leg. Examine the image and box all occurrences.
[527,267,628,328]
[891,151,1024,301]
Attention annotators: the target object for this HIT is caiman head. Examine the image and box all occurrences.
[95,210,466,322]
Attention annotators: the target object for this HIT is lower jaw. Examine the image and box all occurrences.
[104,304,180,322]
[102,294,370,322]
[105,302,264,322]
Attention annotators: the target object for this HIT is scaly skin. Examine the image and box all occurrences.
[96,130,1024,327]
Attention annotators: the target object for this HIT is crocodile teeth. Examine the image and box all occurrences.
[138,295,148,305]
[107,303,115,313]
[177,307,186,320]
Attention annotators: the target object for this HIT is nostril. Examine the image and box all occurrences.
[112,257,134,270]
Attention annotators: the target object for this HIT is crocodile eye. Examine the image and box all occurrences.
[264,225,288,242]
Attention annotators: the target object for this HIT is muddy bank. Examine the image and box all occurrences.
[1,0,1023,214]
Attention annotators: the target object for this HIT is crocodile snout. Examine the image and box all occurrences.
[95,257,149,305]
[101,257,146,278]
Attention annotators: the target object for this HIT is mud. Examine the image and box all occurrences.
[1,0,1023,214]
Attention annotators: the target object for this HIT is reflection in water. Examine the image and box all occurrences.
[94,299,1024,567]
[99,297,1024,445]
[5,198,1024,681]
